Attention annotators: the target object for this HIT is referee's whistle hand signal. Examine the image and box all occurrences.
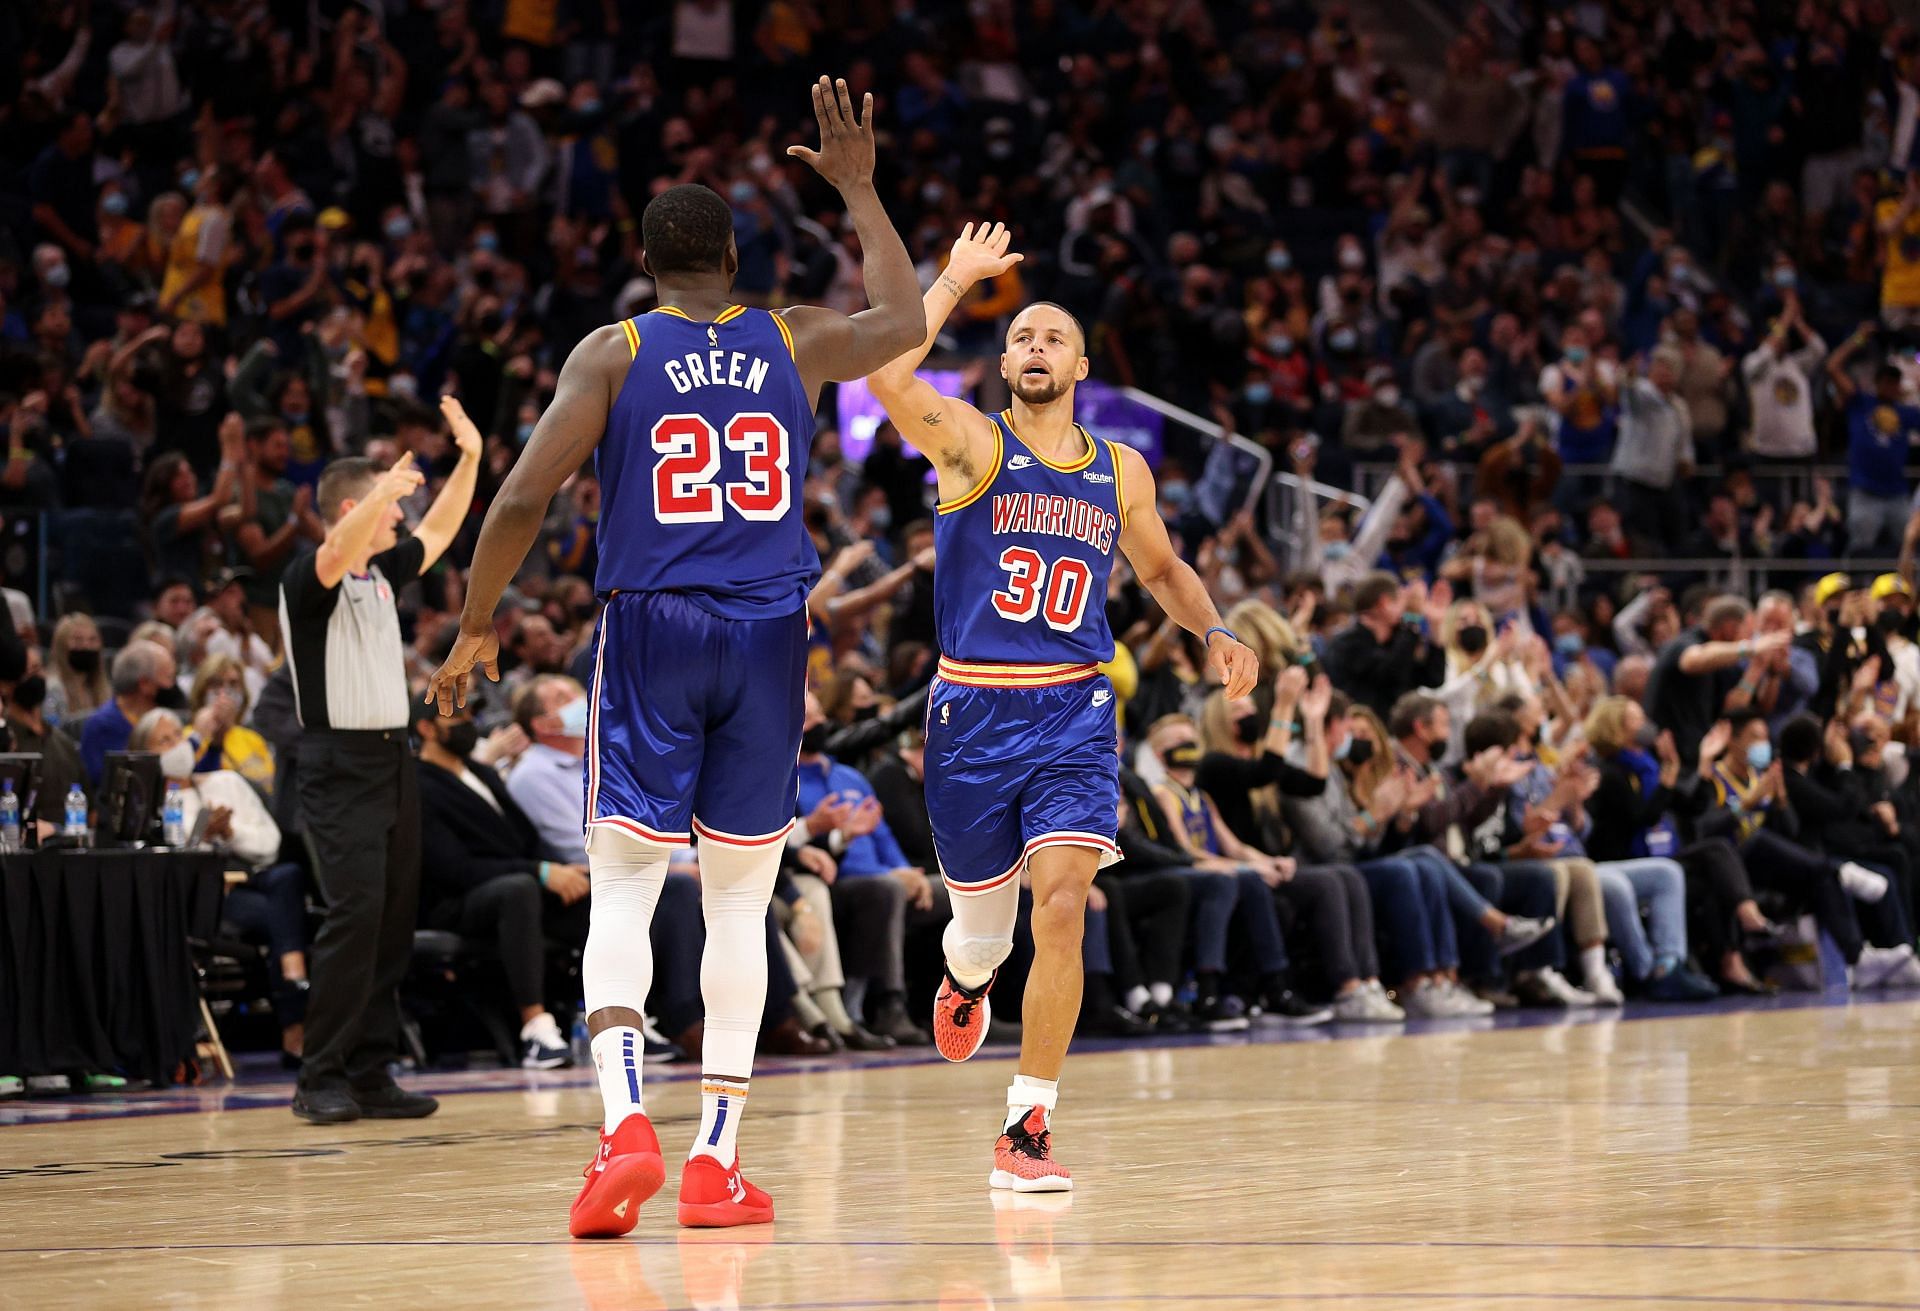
[426,628,502,716]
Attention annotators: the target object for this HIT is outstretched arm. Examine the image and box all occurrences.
[412,395,485,571]
[427,326,623,711]
[781,77,925,399]
[867,223,1015,492]
[1114,444,1259,699]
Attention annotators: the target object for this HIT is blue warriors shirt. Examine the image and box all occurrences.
[933,410,1126,666]
[597,306,818,619]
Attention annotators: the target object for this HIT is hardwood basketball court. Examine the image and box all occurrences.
[4,998,1917,1310]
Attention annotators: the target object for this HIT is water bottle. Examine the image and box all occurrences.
[570,1008,592,1068]
[0,782,19,854]
[63,785,89,846]
[162,782,187,848]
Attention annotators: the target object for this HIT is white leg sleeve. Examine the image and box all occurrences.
[943,877,1020,987]
[582,825,671,1015]
[694,833,783,1079]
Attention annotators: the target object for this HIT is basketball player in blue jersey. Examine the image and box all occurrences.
[866,223,1260,1190]
[426,77,924,1237]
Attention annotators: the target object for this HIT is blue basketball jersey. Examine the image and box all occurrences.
[596,306,818,620]
[932,410,1126,666]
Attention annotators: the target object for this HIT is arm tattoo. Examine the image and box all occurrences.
[939,274,963,297]
[922,411,944,427]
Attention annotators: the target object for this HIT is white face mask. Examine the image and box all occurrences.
[159,740,195,779]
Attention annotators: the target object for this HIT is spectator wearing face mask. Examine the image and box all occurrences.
[80,639,188,786]
[415,698,586,1070]
[1,648,84,828]
[1743,294,1825,460]
[1324,572,1449,720]
[45,613,108,727]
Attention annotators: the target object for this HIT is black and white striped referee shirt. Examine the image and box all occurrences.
[278,537,425,731]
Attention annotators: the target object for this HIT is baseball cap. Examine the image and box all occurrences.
[1872,573,1912,600]
[1813,572,1856,608]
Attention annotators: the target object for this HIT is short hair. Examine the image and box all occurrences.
[1327,689,1352,719]
[1777,714,1823,766]
[1353,572,1401,616]
[244,416,286,444]
[153,575,196,600]
[110,640,171,695]
[512,674,583,732]
[1461,711,1520,757]
[1725,707,1766,739]
[128,707,182,752]
[1492,691,1530,716]
[1702,596,1752,633]
[641,184,734,276]
[1010,301,1087,353]
[1387,691,1442,740]
[316,457,382,525]
[1877,364,1904,389]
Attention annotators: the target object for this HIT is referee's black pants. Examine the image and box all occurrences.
[295,729,421,1091]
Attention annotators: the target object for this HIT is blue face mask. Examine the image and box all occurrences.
[516,420,536,444]
[1333,736,1352,761]
[1244,381,1273,406]
[1564,346,1589,365]
[1772,267,1797,289]
[1746,741,1774,772]
[385,216,413,241]
[283,409,309,426]
[1266,249,1292,272]
[579,99,602,116]
[1323,541,1353,562]
[180,168,201,193]
[557,698,590,739]
[1555,632,1585,658]
[1329,328,1358,353]
[102,192,130,217]
[475,232,500,254]
[869,506,893,534]
[1162,481,1193,512]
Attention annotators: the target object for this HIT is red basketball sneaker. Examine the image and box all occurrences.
[990,1106,1072,1193]
[933,970,995,1063]
[677,1154,775,1228]
[571,1114,666,1238]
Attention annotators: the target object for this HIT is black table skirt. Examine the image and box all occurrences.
[0,849,226,1083]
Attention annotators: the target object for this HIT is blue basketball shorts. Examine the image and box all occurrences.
[923,657,1122,895]
[586,590,807,848]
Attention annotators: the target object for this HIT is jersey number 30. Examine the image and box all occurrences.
[652,413,791,523]
[991,547,1093,632]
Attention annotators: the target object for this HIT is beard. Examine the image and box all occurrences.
[1012,370,1072,405]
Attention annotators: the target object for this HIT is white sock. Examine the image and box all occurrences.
[1124,985,1150,1013]
[590,1027,645,1132]
[1579,945,1609,988]
[581,828,672,1135]
[1840,861,1890,904]
[1149,981,1173,1007]
[520,1011,562,1044]
[1004,1073,1059,1131]
[694,1074,750,1165]
[690,830,782,1164]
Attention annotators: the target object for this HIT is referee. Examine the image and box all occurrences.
[285,398,481,1124]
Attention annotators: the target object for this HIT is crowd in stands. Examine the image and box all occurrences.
[9,0,1920,1089]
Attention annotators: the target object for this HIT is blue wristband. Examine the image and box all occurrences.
[1204,626,1237,648]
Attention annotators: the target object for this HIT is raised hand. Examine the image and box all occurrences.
[439,394,484,460]
[1273,663,1310,708]
[374,452,425,505]
[786,76,876,192]
[945,221,1024,288]
[1300,673,1333,724]
[1697,720,1732,766]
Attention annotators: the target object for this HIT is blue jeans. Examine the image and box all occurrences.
[1358,854,1458,979]
[1848,488,1909,557]
[1178,867,1289,976]
[1596,858,1688,980]
[1459,861,1564,979]
[1083,905,1113,976]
